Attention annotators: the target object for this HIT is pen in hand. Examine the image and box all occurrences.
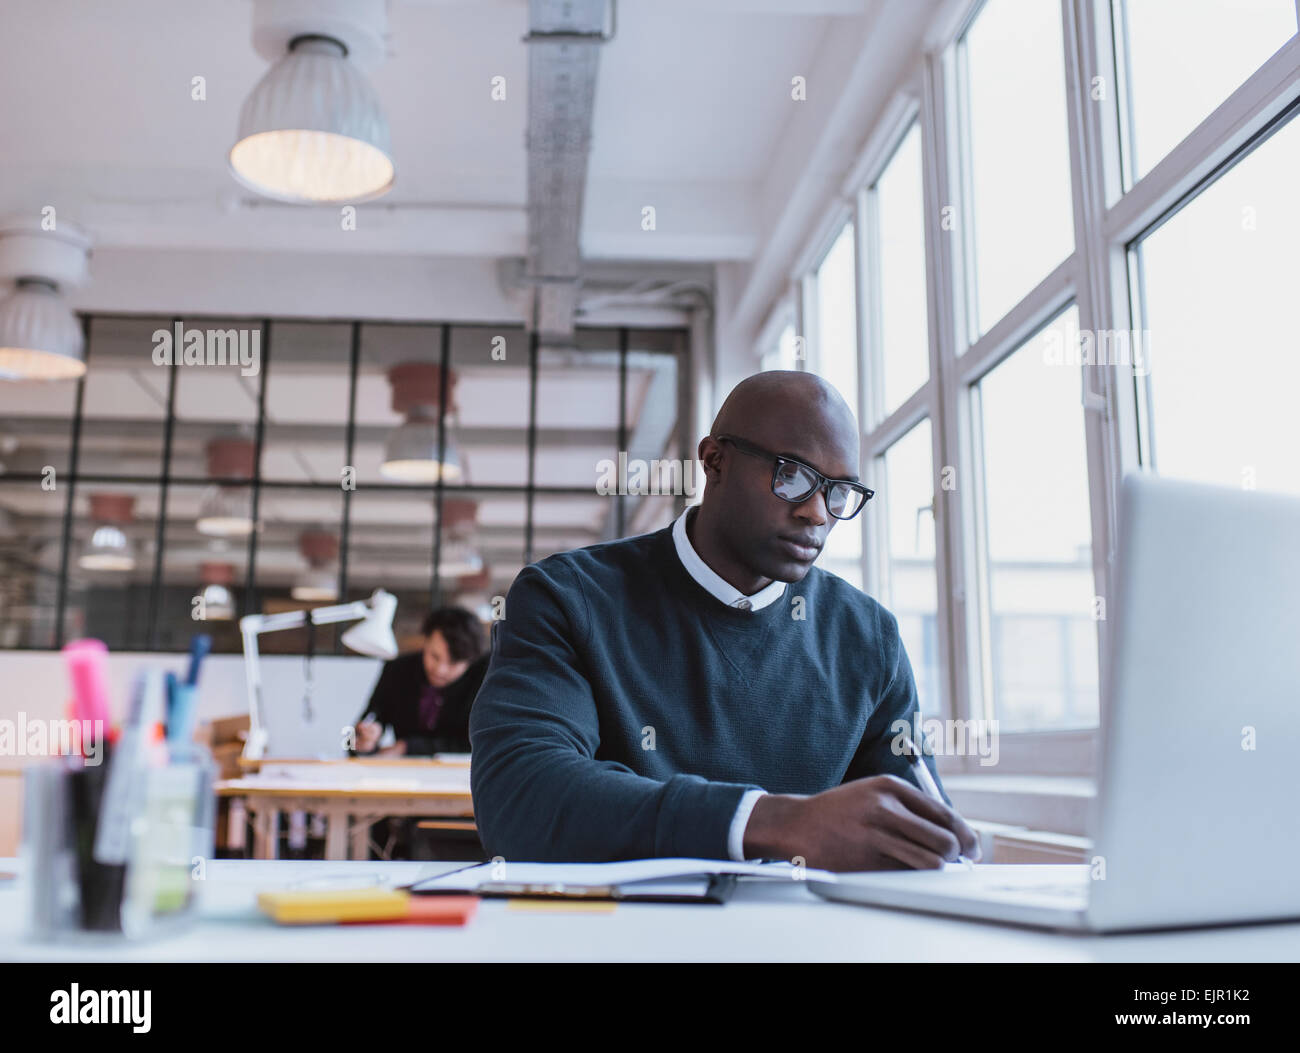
[900,735,977,867]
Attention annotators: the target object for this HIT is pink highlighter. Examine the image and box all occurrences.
[62,639,112,755]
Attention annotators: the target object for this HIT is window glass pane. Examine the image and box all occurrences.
[169,318,263,510]
[261,323,351,483]
[448,327,530,487]
[974,306,1099,730]
[156,483,251,654]
[0,484,65,648]
[444,492,527,622]
[623,331,685,536]
[530,493,614,561]
[820,517,863,589]
[1133,114,1300,493]
[63,483,159,649]
[535,330,621,492]
[874,123,930,414]
[353,324,446,488]
[879,419,942,717]
[0,361,77,477]
[344,491,433,650]
[251,487,346,654]
[964,0,1074,334]
[813,223,859,421]
[79,317,169,477]
[1118,0,1297,183]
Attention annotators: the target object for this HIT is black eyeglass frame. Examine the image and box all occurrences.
[713,433,875,520]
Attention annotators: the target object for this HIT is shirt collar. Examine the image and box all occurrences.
[671,506,787,612]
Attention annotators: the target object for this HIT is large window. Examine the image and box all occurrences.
[812,223,860,422]
[960,0,1075,336]
[872,122,931,417]
[971,307,1099,731]
[779,0,1299,761]
[1115,0,1297,184]
[812,221,864,587]
[0,320,688,652]
[1129,111,1300,494]
[877,419,942,718]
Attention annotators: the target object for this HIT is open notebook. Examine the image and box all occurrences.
[408,858,838,904]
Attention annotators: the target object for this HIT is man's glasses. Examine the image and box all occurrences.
[714,434,874,520]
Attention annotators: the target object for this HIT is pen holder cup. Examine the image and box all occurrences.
[21,745,217,942]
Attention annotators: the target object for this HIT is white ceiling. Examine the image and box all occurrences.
[0,0,870,265]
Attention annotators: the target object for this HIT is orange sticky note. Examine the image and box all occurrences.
[364,895,479,926]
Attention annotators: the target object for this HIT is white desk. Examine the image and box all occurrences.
[2,859,1298,962]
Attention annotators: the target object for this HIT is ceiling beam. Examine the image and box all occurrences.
[524,0,611,344]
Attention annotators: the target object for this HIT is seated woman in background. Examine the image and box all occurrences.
[352,606,489,757]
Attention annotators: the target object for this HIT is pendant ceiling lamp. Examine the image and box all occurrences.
[0,219,92,381]
[79,493,137,572]
[230,0,394,204]
[380,362,465,484]
[199,562,237,621]
[197,438,257,537]
[291,530,339,602]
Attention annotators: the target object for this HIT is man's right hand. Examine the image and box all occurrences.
[742,774,982,871]
[354,719,382,753]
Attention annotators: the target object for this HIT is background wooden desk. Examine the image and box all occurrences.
[217,759,473,860]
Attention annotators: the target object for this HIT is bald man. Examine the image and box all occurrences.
[470,371,980,870]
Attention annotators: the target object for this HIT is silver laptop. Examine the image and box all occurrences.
[810,472,1300,932]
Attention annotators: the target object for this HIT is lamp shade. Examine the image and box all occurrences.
[380,407,464,483]
[230,35,394,203]
[290,566,338,602]
[340,588,398,658]
[79,525,135,572]
[0,279,85,380]
[200,583,236,621]
[197,486,255,537]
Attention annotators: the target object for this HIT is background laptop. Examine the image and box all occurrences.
[810,472,1300,932]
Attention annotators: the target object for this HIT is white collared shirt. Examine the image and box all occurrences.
[671,507,787,612]
[670,506,772,859]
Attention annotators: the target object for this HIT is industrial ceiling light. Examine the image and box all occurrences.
[199,562,237,621]
[78,494,137,572]
[290,566,338,602]
[196,488,255,538]
[80,526,135,572]
[231,1,394,204]
[0,220,92,381]
[291,529,339,601]
[379,362,465,484]
[381,407,464,483]
[436,539,483,578]
[197,438,256,537]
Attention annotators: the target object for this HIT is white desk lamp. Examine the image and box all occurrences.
[239,589,398,760]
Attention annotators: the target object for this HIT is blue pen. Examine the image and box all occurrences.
[164,671,179,732]
[186,634,212,687]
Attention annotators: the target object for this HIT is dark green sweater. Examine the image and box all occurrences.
[469,521,945,861]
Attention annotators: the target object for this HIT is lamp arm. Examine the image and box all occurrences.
[238,590,395,759]
[309,600,372,626]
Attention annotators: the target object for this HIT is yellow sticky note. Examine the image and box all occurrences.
[258,887,411,925]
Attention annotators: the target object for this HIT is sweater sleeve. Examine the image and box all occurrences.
[843,609,952,806]
[469,559,755,862]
